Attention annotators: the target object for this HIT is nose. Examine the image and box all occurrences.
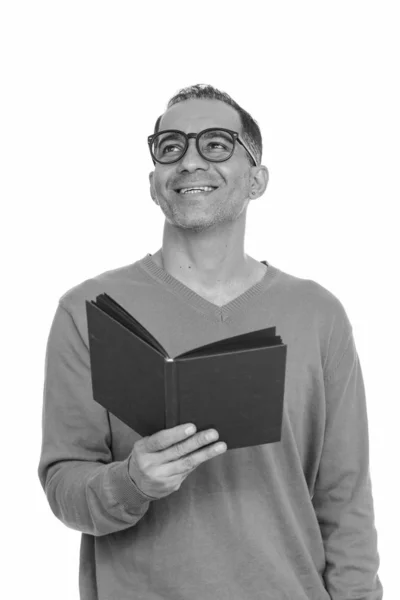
[177,138,210,172]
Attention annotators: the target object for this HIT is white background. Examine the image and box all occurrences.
[1,1,398,598]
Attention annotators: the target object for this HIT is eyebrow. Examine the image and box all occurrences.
[201,130,232,140]
[157,132,183,142]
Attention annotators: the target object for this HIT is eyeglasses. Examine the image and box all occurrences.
[147,127,257,167]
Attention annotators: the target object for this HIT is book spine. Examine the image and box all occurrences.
[164,359,179,429]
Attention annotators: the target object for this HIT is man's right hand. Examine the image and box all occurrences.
[128,423,227,500]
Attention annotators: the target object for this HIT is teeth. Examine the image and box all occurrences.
[180,186,215,194]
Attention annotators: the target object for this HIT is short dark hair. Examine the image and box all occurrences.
[153,83,262,166]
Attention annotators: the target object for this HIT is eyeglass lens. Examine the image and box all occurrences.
[152,129,235,163]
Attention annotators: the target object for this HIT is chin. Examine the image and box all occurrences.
[170,211,234,232]
[165,217,209,231]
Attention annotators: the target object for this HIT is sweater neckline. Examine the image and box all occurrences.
[138,253,280,323]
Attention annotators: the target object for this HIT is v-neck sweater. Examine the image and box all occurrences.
[140,254,275,323]
[38,253,383,600]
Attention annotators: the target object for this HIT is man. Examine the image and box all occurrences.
[38,83,383,599]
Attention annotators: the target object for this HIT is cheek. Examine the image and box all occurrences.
[229,173,250,197]
[222,164,249,188]
[152,171,171,195]
[153,178,164,195]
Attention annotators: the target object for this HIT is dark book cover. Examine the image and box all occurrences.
[85,293,287,451]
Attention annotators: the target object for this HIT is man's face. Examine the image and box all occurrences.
[149,99,258,232]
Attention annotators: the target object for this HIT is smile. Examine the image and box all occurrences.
[176,186,218,195]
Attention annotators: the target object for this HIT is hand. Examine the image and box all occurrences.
[128,423,227,500]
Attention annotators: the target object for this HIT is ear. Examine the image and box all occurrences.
[149,171,158,204]
[249,165,269,200]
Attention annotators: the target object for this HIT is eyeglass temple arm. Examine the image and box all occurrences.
[235,136,257,167]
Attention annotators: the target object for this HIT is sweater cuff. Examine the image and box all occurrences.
[107,455,157,511]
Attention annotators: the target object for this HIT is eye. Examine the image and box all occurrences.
[162,144,181,155]
[207,142,227,150]
[162,144,176,154]
[199,129,234,155]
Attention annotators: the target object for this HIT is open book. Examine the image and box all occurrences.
[86,293,287,451]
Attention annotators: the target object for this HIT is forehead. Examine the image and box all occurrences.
[159,99,242,134]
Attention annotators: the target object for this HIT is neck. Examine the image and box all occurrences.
[155,212,252,291]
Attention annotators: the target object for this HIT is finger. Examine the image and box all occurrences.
[163,428,219,464]
[166,440,227,476]
[143,423,197,453]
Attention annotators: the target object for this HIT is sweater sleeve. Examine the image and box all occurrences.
[38,302,154,537]
[313,328,383,599]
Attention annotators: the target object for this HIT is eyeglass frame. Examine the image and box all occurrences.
[147,127,258,167]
